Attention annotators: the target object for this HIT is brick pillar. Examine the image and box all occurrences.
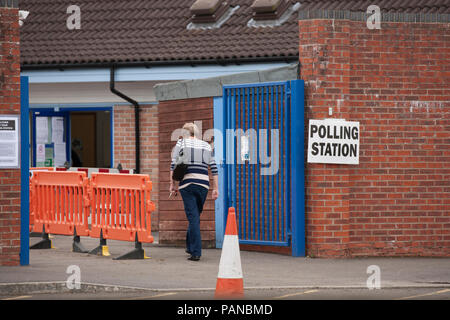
[300,11,450,257]
[299,18,351,257]
[0,1,21,266]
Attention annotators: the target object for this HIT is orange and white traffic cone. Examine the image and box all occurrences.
[215,207,244,299]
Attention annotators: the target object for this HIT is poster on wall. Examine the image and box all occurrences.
[34,115,67,167]
[35,116,49,144]
[54,143,66,166]
[51,117,64,143]
[36,143,45,163]
[44,144,54,167]
[0,115,20,169]
[307,119,360,165]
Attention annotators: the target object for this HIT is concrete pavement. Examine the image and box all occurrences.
[0,234,449,296]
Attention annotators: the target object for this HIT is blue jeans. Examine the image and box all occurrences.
[179,184,208,257]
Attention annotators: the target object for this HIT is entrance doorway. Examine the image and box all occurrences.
[31,108,112,168]
[71,112,97,167]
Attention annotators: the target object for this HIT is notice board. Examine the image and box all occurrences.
[0,115,20,168]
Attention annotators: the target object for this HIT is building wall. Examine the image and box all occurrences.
[0,3,21,266]
[158,97,216,247]
[153,16,449,258]
[299,16,450,257]
[113,104,159,230]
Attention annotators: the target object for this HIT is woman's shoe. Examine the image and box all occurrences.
[187,255,200,261]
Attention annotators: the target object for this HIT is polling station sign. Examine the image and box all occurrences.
[307,119,360,165]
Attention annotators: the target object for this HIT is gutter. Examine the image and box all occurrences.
[20,56,299,71]
[109,66,140,174]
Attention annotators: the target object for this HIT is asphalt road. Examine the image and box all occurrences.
[1,287,449,300]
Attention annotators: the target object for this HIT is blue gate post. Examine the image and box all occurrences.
[214,96,225,248]
[20,76,30,266]
[290,79,305,257]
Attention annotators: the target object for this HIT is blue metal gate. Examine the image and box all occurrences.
[222,80,305,256]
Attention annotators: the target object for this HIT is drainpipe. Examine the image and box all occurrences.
[109,66,140,173]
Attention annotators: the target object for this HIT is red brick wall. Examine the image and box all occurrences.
[299,18,450,257]
[113,104,159,230]
[158,97,215,247]
[0,5,21,266]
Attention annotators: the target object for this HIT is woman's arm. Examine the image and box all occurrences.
[169,139,182,195]
[169,170,175,193]
[211,175,219,200]
[207,143,219,200]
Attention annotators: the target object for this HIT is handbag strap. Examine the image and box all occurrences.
[179,138,186,155]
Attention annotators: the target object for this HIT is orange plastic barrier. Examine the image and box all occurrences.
[89,173,155,244]
[29,179,35,232]
[31,171,90,238]
[29,167,55,232]
[30,167,55,171]
[29,170,155,258]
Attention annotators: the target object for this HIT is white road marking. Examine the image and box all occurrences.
[2,295,32,300]
[396,289,450,300]
[273,289,319,299]
[122,292,177,300]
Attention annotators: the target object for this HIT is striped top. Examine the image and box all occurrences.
[170,137,218,190]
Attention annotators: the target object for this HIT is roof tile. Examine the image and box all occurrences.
[20,0,449,67]
[20,0,299,66]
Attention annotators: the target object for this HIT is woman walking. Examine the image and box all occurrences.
[169,123,219,261]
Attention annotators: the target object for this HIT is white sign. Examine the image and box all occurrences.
[36,117,49,143]
[54,142,67,166]
[0,115,20,168]
[307,119,360,165]
[51,117,65,143]
[36,143,45,162]
[240,136,250,162]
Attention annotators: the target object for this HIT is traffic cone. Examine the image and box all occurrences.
[215,207,244,298]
